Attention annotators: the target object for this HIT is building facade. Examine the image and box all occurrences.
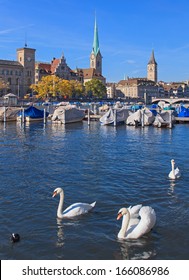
[0,46,36,98]
[116,78,159,102]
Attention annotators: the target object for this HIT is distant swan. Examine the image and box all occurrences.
[117,204,156,239]
[168,159,181,180]
[52,187,96,218]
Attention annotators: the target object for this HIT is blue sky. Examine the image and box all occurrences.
[1,0,189,83]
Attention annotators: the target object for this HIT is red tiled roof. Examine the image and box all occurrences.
[51,58,60,74]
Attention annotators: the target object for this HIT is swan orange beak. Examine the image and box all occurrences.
[52,191,57,198]
[117,213,123,220]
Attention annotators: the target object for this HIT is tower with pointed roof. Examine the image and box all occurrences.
[90,18,102,75]
[147,50,157,83]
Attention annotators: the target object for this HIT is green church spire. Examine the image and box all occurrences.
[92,17,100,56]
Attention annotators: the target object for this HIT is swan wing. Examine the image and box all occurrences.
[63,202,96,218]
[126,206,156,239]
[128,204,142,218]
[175,167,181,178]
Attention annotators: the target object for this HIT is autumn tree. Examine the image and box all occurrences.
[85,79,106,99]
[69,80,83,98]
[0,78,9,96]
[30,76,84,100]
[30,75,61,99]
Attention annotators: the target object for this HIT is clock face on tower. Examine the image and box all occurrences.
[91,54,95,59]
[27,57,31,62]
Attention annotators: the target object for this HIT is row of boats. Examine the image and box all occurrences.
[99,107,174,128]
[1,102,189,127]
[0,104,85,124]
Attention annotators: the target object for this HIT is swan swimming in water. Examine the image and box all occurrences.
[52,187,96,218]
[168,159,181,180]
[117,204,156,239]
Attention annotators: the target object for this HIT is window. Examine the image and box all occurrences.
[16,78,19,85]
[8,77,11,85]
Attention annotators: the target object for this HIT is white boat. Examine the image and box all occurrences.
[51,105,85,124]
[126,108,155,126]
[100,107,130,125]
[153,110,175,128]
[0,107,20,122]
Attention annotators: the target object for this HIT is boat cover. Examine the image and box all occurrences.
[153,111,175,127]
[51,105,85,123]
[100,107,130,125]
[177,106,189,117]
[19,106,49,118]
[126,108,155,126]
[0,107,20,121]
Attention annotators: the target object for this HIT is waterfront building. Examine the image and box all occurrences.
[115,50,159,102]
[106,83,116,98]
[158,81,189,98]
[35,54,81,84]
[0,18,105,99]
[0,46,36,98]
[116,78,159,102]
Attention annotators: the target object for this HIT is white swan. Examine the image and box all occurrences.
[52,187,96,218]
[117,204,156,239]
[168,159,181,180]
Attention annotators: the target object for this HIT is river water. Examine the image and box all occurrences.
[0,120,189,260]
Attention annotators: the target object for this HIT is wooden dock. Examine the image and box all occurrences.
[175,117,189,123]
[84,114,101,121]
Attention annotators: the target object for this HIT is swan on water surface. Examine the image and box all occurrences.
[117,204,156,239]
[168,159,181,180]
[52,187,96,218]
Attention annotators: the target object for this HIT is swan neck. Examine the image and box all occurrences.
[57,191,64,218]
[118,210,130,238]
[171,162,175,177]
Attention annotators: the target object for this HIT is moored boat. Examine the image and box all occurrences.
[17,106,49,122]
[100,107,130,125]
[0,107,20,122]
[51,105,85,124]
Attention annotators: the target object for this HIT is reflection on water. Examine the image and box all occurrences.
[0,121,189,259]
[117,238,157,260]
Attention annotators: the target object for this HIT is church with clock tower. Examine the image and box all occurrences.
[147,49,157,83]
[90,18,102,75]
[75,17,106,85]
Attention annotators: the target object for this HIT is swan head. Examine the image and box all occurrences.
[117,207,128,220]
[52,187,63,197]
[171,159,175,164]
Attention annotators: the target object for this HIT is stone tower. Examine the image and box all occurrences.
[90,18,102,75]
[17,45,36,95]
[147,50,157,83]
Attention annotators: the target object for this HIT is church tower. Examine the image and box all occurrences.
[17,45,36,94]
[90,18,102,75]
[147,50,157,83]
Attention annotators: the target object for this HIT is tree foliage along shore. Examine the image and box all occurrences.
[30,76,106,99]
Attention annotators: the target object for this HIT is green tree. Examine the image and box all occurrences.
[85,79,106,99]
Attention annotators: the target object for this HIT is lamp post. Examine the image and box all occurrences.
[17,78,20,99]
[144,89,147,105]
